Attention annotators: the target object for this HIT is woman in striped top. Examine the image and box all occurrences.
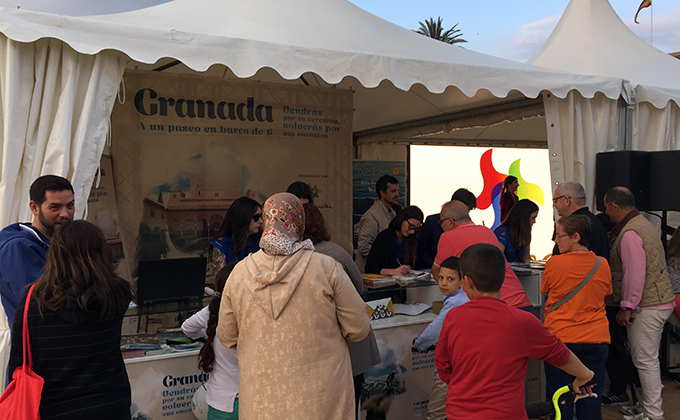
[8,220,133,420]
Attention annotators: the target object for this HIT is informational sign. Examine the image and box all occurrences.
[126,352,205,420]
[352,160,406,248]
[362,321,433,420]
[111,71,353,274]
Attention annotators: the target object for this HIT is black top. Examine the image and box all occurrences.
[365,228,401,275]
[417,214,443,269]
[9,290,132,420]
[552,207,610,260]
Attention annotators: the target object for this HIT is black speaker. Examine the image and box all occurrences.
[649,151,680,211]
[595,151,650,212]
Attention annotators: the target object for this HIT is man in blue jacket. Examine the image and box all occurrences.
[0,175,74,326]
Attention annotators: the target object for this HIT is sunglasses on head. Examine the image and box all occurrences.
[252,213,262,222]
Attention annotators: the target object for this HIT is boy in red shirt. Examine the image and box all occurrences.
[435,243,595,419]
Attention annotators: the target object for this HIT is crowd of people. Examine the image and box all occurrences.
[0,173,677,420]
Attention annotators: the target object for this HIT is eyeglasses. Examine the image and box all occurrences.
[554,233,570,241]
[438,218,453,226]
[552,195,566,203]
[408,224,420,234]
[252,213,262,222]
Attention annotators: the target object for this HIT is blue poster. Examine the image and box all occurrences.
[353,160,406,248]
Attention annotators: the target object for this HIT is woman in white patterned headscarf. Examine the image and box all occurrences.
[217,192,370,420]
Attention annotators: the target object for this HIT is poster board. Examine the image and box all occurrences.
[111,71,353,276]
[352,160,406,249]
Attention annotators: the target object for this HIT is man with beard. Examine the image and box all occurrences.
[0,175,74,326]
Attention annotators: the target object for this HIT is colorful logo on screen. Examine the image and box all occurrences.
[476,149,544,230]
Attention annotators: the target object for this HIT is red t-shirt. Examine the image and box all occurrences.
[435,296,571,420]
[434,222,532,308]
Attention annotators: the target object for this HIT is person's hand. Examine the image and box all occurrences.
[572,370,596,396]
[396,265,411,275]
[616,308,634,326]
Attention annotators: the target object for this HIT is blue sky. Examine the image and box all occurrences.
[349,0,680,60]
[1,0,678,61]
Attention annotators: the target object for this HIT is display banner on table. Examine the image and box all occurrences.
[125,352,205,419]
[352,160,406,249]
[363,322,434,420]
[111,71,353,276]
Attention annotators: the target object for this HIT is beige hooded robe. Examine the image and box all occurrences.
[217,248,370,419]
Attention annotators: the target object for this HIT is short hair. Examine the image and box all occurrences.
[286,181,314,204]
[459,243,506,293]
[451,188,477,210]
[29,175,74,205]
[604,187,635,209]
[375,175,398,198]
[557,214,592,248]
[441,200,471,223]
[558,181,586,205]
[302,203,331,243]
[440,256,461,277]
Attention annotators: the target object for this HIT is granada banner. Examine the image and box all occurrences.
[111,71,353,276]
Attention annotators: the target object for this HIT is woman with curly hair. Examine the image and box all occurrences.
[182,263,239,419]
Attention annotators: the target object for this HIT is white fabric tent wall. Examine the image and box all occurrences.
[544,91,622,208]
[0,35,124,388]
[530,0,680,202]
[0,35,126,225]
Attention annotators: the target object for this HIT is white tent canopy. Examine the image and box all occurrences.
[0,0,629,225]
[530,0,680,155]
[0,0,634,387]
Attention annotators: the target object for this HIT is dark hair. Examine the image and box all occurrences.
[451,188,477,210]
[495,199,538,249]
[501,176,517,194]
[604,187,635,209]
[212,197,262,257]
[286,182,314,204]
[375,175,398,199]
[667,228,680,269]
[459,243,506,293]
[558,214,593,248]
[29,175,74,205]
[198,263,236,373]
[302,203,331,243]
[33,220,132,319]
[440,256,461,278]
[389,205,423,267]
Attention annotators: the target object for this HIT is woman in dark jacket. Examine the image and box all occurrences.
[365,205,424,275]
[8,220,133,420]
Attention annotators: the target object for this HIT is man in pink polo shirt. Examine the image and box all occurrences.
[432,200,532,310]
[605,186,674,420]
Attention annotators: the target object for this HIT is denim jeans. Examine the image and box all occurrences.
[545,342,608,420]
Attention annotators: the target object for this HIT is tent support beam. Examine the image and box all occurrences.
[354,97,544,144]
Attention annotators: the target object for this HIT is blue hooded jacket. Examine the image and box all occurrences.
[0,223,50,326]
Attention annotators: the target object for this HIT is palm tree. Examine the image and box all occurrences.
[415,17,467,45]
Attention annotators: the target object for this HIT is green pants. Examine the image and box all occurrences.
[208,398,239,420]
